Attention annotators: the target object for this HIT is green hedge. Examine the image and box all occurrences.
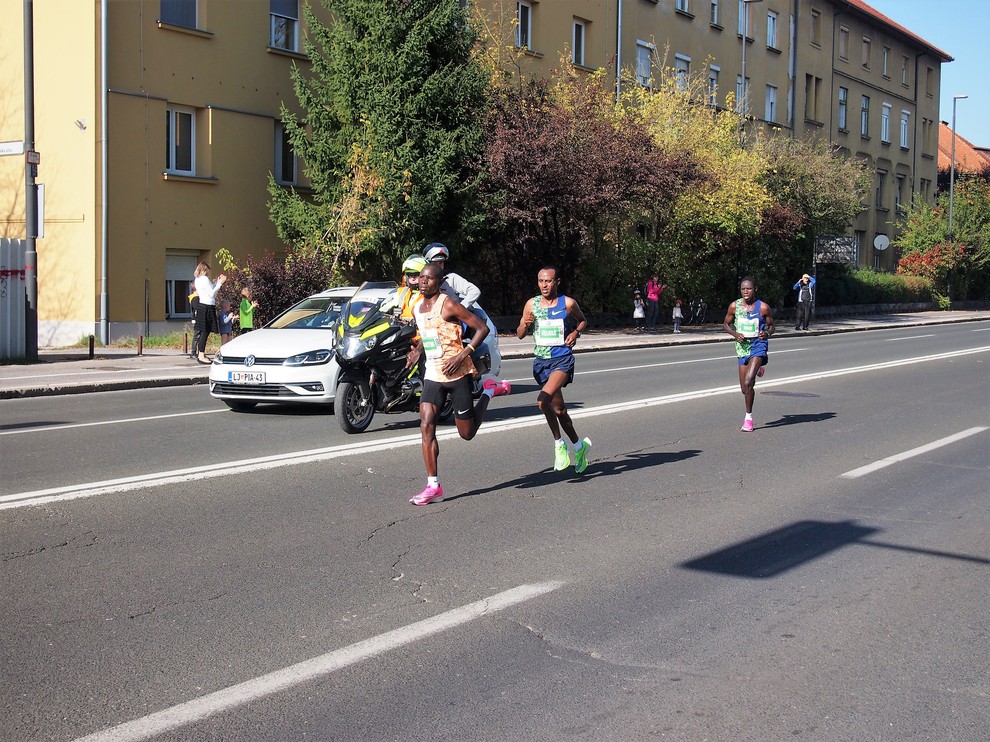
[815,266,933,306]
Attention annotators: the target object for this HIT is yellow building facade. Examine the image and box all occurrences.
[0,0,950,345]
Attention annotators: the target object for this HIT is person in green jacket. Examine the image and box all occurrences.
[239,286,259,333]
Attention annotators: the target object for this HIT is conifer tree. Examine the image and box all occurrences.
[268,0,488,278]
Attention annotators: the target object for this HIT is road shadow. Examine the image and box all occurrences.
[761,412,836,428]
[447,449,701,502]
[0,420,71,432]
[682,519,989,579]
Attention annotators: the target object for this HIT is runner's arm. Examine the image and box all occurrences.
[516,299,535,340]
[564,298,587,348]
[723,302,743,341]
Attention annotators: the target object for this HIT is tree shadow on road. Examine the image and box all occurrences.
[446,449,702,502]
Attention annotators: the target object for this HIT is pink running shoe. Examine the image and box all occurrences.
[410,484,445,506]
[483,378,512,397]
[757,366,765,378]
[740,419,754,432]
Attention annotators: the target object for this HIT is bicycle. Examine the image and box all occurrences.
[683,298,708,325]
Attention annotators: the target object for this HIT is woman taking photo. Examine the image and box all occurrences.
[193,261,226,364]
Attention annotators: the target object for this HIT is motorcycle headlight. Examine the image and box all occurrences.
[337,335,377,360]
[283,349,333,366]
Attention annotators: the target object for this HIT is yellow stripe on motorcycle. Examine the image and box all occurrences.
[360,322,390,339]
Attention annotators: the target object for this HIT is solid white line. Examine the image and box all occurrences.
[72,581,565,742]
[883,334,935,342]
[4,345,988,511]
[840,427,989,479]
[0,409,225,437]
[973,328,990,332]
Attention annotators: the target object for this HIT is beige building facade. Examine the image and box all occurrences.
[0,0,949,345]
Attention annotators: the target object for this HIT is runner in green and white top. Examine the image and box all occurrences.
[723,277,775,432]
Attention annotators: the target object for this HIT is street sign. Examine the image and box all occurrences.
[0,140,25,156]
[26,150,40,165]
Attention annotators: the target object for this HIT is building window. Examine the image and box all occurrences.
[676,0,690,12]
[160,0,196,28]
[810,8,821,46]
[708,66,720,106]
[274,122,296,185]
[636,41,654,86]
[737,0,747,36]
[860,95,870,136]
[838,26,849,60]
[165,105,195,174]
[837,86,848,130]
[900,110,910,148]
[862,36,871,68]
[710,0,720,26]
[516,2,533,49]
[767,11,778,49]
[804,74,821,122]
[901,56,909,85]
[675,54,691,91]
[737,75,751,114]
[920,178,931,201]
[765,84,777,123]
[572,19,585,66]
[882,46,890,77]
[921,117,934,155]
[876,169,887,210]
[270,0,299,51]
[165,253,198,319]
[881,103,891,143]
[896,174,906,214]
[925,66,934,96]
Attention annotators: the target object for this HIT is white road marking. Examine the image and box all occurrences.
[0,409,224,437]
[4,345,988,511]
[883,334,935,342]
[840,427,989,479]
[72,581,565,742]
[973,327,990,332]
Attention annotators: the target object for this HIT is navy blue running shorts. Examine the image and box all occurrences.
[533,354,575,387]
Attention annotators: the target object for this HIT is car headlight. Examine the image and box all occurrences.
[337,335,377,360]
[283,349,333,366]
[214,351,224,364]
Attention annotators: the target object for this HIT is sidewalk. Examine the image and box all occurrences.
[1,309,987,399]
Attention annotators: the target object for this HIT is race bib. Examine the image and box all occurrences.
[536,318,566,346]
[737,314,760,338]
[421,329,442,360]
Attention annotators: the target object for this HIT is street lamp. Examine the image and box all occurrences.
[739,0,764,144]
[948,94,968,241]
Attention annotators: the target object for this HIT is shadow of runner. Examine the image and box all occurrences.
[446,449,702,501]
[761,412,836,428]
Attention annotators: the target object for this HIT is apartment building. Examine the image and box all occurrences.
[487,0,950,269]
[0,0,324,345]
[0,0,949,345]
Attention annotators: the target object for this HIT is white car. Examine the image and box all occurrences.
[209,286,359,411]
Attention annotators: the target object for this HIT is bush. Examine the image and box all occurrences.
[815,265,933,306]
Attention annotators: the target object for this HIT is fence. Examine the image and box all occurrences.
[1,238,27,360]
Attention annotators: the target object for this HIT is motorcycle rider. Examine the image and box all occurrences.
[423,242,502,382]
[394,254,427,322]
[405,262,510,505]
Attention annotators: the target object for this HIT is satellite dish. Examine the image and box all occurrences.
[873,235,890,251]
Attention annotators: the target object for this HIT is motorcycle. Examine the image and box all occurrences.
[333,282,492,434]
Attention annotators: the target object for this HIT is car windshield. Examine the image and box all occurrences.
[268,297,348,330]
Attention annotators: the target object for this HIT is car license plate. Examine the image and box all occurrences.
[228,371,265,384]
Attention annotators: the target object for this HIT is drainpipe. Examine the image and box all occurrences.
[100,0,109,343]
[615,0,622,101]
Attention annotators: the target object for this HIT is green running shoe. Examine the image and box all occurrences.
[553,442,571,471]
[573,437,592,474]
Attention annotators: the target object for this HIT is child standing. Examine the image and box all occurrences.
[218,299,237,345]
[239,287,259,334]
[632,291,645,331]
[672,300,683,334]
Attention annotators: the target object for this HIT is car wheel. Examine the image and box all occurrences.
[224,400,258,412]
[335,380,375,433]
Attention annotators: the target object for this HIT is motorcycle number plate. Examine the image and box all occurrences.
[228,371,266,384]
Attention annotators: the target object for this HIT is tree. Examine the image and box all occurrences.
[269,0,489,279]
[478,68,698,312]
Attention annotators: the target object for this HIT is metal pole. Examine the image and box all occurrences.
[23,0,38,360]
[615,0,623,102]
[948,94,967,241]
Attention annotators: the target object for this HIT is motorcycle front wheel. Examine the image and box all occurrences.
[335,380,375,433]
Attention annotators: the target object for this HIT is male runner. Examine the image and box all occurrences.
[723,277,775,432]
[405,263,510,505]
[516,266,592,473]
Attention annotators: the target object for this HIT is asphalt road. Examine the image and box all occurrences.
[2,322,989,741]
